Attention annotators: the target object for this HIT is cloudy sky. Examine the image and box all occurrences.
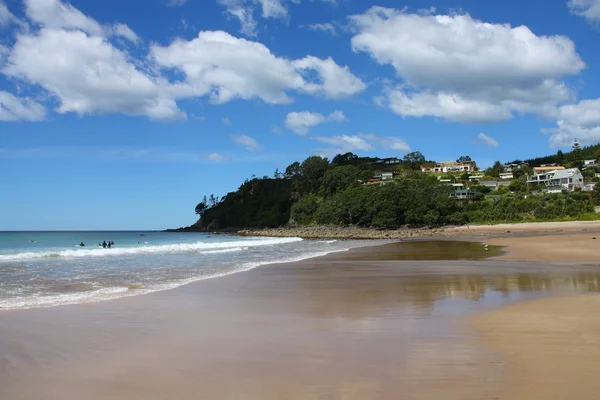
[1,0,600,229]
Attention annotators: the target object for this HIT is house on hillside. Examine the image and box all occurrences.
[584,182,597,192]
[499,172,514,180]
[534,164,565,174]
[469,174,485,181]
[502,162,529,172]
[371,157,401,165]
[421,160,478,173]
[583,159,598,167]
[527,168,584,193]
[452,189,478,200]
[372,171,396,181]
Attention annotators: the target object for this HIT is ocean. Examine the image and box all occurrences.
[0,231,363,310]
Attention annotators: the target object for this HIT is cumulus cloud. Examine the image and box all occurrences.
[23,0,140,43]
[304,22,337,35]
[151,31,364,104]
[0,91,46,121]
[284,110,345,135]
[3,28,185,120]
[294,56,366,99]
[314,133,410,154]
[25,0,104,36]
[476,133,500,148]
[0,0,363,121]
[206,152,231,162]
[543,98,600,147]
[350,7,584,123]
[231,134,262,151]
[568,0,600,23]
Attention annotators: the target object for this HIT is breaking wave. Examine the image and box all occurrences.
[0,237,302,262]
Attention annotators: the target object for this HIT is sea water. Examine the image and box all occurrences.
[0,231,362,310]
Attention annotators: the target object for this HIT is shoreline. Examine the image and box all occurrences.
[2,226,600,398]
[236,220,600,239]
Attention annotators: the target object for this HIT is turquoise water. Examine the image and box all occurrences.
[0,231,361,310]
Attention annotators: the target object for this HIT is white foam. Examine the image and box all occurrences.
[0,247,349,310]
[0,237,302,262]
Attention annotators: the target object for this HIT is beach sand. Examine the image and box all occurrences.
[1,221,600,399]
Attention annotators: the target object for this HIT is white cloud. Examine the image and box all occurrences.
[294,56,366,99]
[218,0,287,37]
[0,90,46,121]
[25,0,104,36]
[544,98,600,147]
[4,28,185,120]
[568,0,600,23]
[1,0,362,122]
[206,152,231,162]
[0,0,17,27]
[314,133,410,154]
[151,31,364,104]
[358,133,411,152]
[222,117,232,126]
[25,0,139,43]
[315,134,373,152]
[284,110,345,135]
[231,134,262,151]
[305,22,337,35]
[476,133,500,148]
[350,7,584,123]
[107,23,140,44]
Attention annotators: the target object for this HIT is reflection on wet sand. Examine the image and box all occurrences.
[1,241,600,400]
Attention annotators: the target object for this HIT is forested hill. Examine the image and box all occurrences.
[509,143,600,167]
[169,150,600,232]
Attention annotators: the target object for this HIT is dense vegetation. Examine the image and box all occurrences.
[176,145,600,231]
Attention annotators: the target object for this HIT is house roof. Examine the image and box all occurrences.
[549,168,580,179]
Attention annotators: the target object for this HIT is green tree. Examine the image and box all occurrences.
[403,151,426,170]
[508,179,527,193]
[457,155,472,163]
[593,184,600,206]
[595,148,600,161]
[556,150,564,164]
[291,194,320,225]
[331,152,359,166]
[284,162,301,179]
[300,156,330,193]
[485,161,503,178]
[321,165,364,197]
[195,196,208,216]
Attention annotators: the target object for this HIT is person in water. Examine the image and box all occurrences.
[79,242,85,247]
[102,241,107,248]
[107,241,112,248]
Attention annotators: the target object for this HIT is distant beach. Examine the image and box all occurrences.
[1,221,600,399]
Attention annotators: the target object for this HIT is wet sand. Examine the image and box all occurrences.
[1,231,600,399]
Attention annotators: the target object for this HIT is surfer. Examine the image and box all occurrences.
[102,241,107,248]
[79,242,85,247]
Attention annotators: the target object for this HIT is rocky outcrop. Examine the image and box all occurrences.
[236,225,456,239]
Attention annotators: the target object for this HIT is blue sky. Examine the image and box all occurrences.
[1,0,600,230]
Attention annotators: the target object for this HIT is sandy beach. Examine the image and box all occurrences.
[1,221,600,399]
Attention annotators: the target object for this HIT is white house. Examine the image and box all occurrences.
[499,172,514,180]
[583,159,598,167]
[527,168,584,193]
[381,172,394,180]
[421,161,478,173]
